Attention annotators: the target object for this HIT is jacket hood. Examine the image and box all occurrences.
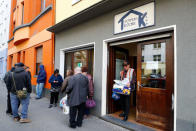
[14,67,25,73]
[39,65,45,71]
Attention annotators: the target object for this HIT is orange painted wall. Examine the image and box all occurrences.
[8,0,55,89]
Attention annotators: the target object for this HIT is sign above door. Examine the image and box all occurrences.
[114,2,155,34]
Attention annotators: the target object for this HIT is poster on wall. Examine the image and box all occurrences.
[114,2,155,34]
[72,0,81,5]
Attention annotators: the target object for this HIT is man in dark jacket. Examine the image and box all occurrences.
[3,67,15,115]
[36,65,46,99]
[66,67,89,128]
[7,63,32,123]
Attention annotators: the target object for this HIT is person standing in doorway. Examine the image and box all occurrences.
[119,60,136,121]
[81,67,94,118]
[3,67,15,115]
[66,67,89,128]
[7,63,32,123]
[48,69,63,108]
[36,65,46,99]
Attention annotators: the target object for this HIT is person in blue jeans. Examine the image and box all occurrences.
[36,65,46,99]
[10,93,30,121]
[7,63,32,123]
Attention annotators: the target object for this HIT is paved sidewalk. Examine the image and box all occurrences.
[0,80,128,131]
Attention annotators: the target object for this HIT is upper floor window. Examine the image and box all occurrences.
[21,2,24,24]
[41,0,46,11]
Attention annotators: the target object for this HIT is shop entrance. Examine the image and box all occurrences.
[107,34,174,130]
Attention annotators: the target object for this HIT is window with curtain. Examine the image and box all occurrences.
[36,46,43,75]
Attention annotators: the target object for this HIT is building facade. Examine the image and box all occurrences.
[8,0,55,95]
[0,0,11,79]
[48,0,196,130]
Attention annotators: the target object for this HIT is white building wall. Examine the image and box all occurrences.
[0,0,11,79]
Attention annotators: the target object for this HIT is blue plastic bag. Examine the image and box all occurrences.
[112,92,120,100]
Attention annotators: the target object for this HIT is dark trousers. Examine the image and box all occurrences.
[50,92,59,104]
[84,107,90,115]
[120,95,130,116]
[6,91,12,113]
[69,103,85,127]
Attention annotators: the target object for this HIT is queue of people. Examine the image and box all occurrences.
[3,63,95,128]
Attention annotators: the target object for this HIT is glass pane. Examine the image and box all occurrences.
[87,49,94,76]
[115,50,127,80]
[74,50,87,68]
[141,42,166,89]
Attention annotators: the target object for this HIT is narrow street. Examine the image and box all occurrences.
[0,80,128,131]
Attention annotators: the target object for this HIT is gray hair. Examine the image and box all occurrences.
[74,67,82,74]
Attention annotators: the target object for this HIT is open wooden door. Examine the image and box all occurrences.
[136,37,174,130]
[107,46,129,113]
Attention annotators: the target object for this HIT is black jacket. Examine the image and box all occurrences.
[4,71,11,90]
[66,73,89,107]
[7,67,32,94]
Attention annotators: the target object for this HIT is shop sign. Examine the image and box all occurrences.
[114,2,155,34]
[72,0,81,5]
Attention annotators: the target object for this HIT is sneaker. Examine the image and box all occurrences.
[123,116,128,121]
[48,104,53,108]
[14,116,21,122]
[54,103,57,107]
[35,97,40,100]
[119,113,125,117]
[19,118,31,123]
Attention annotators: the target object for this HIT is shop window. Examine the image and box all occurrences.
[64,49,94,77]
[36,46,43,75]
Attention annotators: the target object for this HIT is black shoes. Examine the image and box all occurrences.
[77,123,82,127]
[6,111,13,116]
[119,113,125,117]
[69,125,76,128]
[48,104,53,108]
[123,116,128,121]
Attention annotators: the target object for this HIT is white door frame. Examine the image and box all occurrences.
[101,25,177,131]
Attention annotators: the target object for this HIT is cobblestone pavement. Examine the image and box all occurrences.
[0,80,128,131]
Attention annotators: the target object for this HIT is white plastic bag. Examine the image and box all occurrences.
[59,95,69,115]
